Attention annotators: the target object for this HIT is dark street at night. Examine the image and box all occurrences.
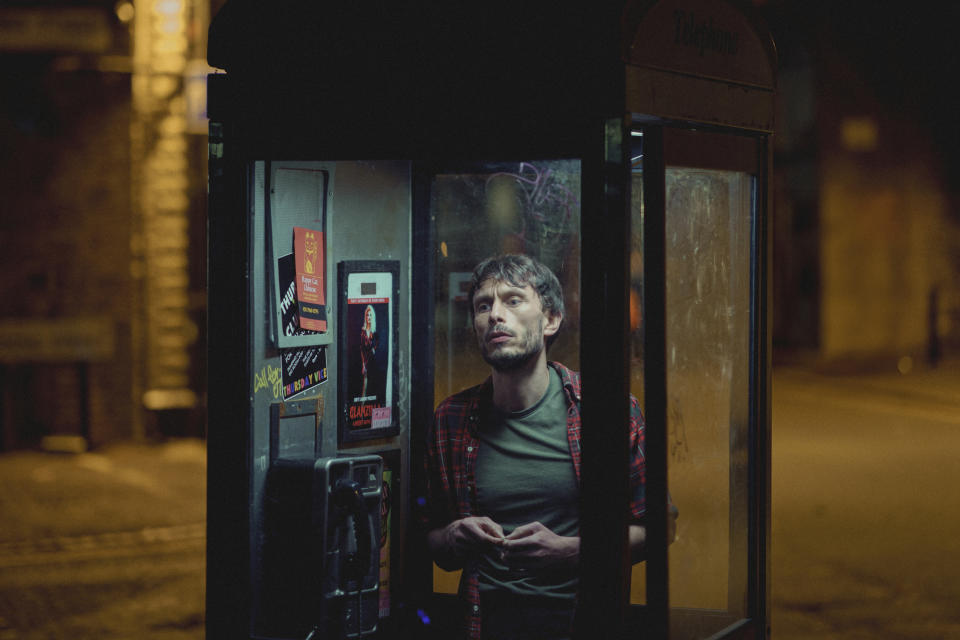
[2,0,960,638]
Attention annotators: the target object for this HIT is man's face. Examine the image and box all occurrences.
[472,279,560,372]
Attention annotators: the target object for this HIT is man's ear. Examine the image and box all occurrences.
[543,311,562,338]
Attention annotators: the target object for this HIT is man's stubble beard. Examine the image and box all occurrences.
[479,319,545,372]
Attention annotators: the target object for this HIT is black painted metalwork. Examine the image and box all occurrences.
[574,116,632,639]
[205,115,253,639]
[641,123,670,639]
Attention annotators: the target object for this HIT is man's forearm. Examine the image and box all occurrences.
[628,513,677,564]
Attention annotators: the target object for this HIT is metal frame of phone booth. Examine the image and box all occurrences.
[205,1,775,639]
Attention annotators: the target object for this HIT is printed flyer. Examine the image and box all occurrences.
[293,226,327,332]
[278,253,327,399]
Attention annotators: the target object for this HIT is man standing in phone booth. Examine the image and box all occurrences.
[423,253,677,640]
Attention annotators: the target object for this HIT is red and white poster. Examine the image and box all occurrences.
[293,226,326,332]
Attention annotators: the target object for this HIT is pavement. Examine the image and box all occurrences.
[771,357,960,639]
[0,439,206,640]
[0,359,958,639]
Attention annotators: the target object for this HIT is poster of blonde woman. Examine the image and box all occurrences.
[338,261,399,443]
[348,301,387,409]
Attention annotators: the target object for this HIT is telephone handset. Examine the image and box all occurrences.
[330,478,375,588]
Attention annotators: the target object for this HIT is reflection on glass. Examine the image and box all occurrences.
[665,167,752,636]
[432,160,582,402]
[629,132,755,638]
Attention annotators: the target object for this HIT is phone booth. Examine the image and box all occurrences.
[205,1,775,639]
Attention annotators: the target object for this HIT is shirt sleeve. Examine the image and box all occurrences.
[421,401,458,533]
[627,395,647,522]
[627,396,679,524]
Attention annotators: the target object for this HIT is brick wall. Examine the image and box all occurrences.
[0,60,196,447]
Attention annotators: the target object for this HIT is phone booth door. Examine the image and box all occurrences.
[618,2,775,636]
[626,124,771,639]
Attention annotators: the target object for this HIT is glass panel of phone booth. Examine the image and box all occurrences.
[428,159,582,595]
[630,127,759,638]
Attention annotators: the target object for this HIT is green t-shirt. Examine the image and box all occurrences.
[475,368,580,599]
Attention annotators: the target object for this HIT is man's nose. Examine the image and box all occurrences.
[488,299,506,323]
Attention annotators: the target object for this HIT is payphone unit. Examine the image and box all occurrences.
[263,455,383,639]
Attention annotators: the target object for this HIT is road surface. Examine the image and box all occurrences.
[771,362,960,639]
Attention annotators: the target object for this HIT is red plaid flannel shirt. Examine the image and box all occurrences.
[423,362,649,640]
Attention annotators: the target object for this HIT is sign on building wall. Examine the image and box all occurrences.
[0,8,112,53]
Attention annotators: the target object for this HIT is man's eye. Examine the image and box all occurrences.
[507,297,522,306]
[476,303,490,313]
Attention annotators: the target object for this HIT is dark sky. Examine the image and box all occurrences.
[764,1,957,107]
[759,0,960,192]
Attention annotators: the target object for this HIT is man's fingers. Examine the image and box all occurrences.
[460,517,504,546]
[504,533,542,554]
[502,523,549,557]
[501,537,546,568]
[505,521,543,540]
[477,519,505,539]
